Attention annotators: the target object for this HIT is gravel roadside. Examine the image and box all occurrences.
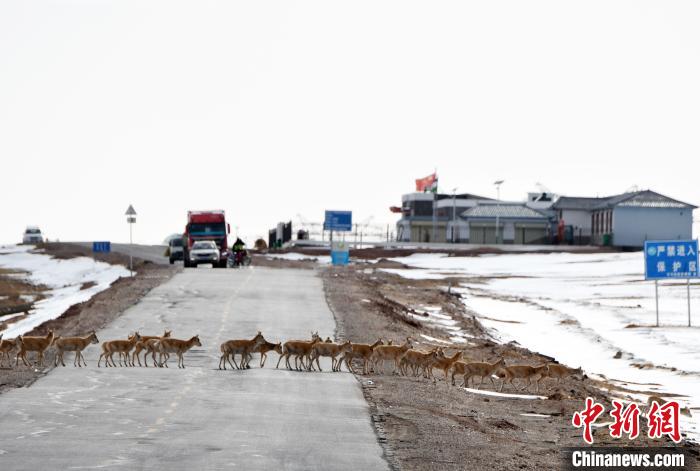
[0,243,178,394]
[320,262,692,470]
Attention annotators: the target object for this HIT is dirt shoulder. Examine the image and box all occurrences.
[0,243,178,394]
[320,264,694,471]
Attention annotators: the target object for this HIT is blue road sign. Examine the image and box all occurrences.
[324,210,352,232]
[92,241,111,253]
[644,240,698,280]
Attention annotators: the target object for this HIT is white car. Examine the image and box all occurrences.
[188,240,220,267]
[22,226,43,244]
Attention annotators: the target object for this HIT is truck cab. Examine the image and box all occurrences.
[183,210,230,268]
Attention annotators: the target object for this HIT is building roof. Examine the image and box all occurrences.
[554,190,697,211]
[436,192,493,201]
[595,190,696,210]
[553,196,611,210]
[461,204,548,219]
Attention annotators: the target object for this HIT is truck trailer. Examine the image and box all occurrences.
[183,210,231,268]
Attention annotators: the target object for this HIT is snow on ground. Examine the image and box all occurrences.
[264,252,332,264]
[384,251,700,441]
[0,245,130,338]
[409,305,473,344]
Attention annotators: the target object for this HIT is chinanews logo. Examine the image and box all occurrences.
[572,397,682,445]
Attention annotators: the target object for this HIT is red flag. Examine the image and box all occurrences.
[389,206,403,213]
[415,173,438,192]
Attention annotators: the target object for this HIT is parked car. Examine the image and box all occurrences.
[169,237,184,264]
[188,240,220,267]
[22,226,43,244]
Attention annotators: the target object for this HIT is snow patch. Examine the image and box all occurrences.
[0,245,129,337]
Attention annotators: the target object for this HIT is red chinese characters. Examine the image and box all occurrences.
[609,400,640,440]
[647,400,681,443]
[572,397,605,444]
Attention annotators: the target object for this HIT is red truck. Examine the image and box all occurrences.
[183,210,231,268]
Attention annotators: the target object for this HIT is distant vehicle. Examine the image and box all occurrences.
[188,241,220,267]
[168,237,184,264]
[183,210,231,268]
[22,226,43,244]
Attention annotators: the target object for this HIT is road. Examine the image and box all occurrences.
[0,267,388,470]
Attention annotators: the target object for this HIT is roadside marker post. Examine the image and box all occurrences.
[644,240,698,327]
[324,210,352,266]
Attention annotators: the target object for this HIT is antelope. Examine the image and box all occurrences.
[399,348,444,381]
[53,331,99,367]
[157,335,202,368]
[218,332,266,370]
[132,330,172,367]
[249,339,282,368]
[451,358,505,389]
[277,333,322,371]
[343,338,384,375]
[98,333,141,367]
[431,350,463,383]
[309,339,353,372]
[497,364,549,393]
[371,337,413,375]
[0,335,18,367]
[544,363,583,385]
[16,330,54,367]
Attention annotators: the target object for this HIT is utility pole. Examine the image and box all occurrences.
[451,187,458,243]
[494,180,504,244]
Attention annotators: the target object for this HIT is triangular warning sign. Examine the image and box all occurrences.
[125,204,137,216]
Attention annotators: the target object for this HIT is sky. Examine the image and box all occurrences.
[1,1,699,245]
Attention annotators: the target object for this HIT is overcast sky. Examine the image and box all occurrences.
[1,1,698,245]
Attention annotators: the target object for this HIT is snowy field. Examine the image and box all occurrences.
[0,245,129,338]
[383,251,700,441]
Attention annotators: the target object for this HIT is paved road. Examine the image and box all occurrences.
[0,268,388,470]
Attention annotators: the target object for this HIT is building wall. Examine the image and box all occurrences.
[612,207,693,247]
[561,209,592,235]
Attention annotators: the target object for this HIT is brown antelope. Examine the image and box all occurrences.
[342,338,384,375]
[497,364,549,393]
[157,335,202,368]
[249,339,282,368]
[218,332,265,370]
[132,330,172,367]
[309,339,353,372]
[16,330,54,367]
[98,333,141,367]
[399,348,444,381]
[53,331,99,367]
[371,337,413,375]
[276,333,322,371]
[0,335,18,367]
[544,363,583,385]
[431,350,463,383]
[451,358,505,389]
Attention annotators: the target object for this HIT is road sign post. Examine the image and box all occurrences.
[644,239,698,327]
[125,205,137,277]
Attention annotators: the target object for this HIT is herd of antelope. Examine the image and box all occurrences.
[0,330,582,393]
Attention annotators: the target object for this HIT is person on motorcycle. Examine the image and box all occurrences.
[228,238,247,267]
[232,238,245,253]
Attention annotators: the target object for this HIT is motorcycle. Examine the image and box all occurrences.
[227,249,251,268]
